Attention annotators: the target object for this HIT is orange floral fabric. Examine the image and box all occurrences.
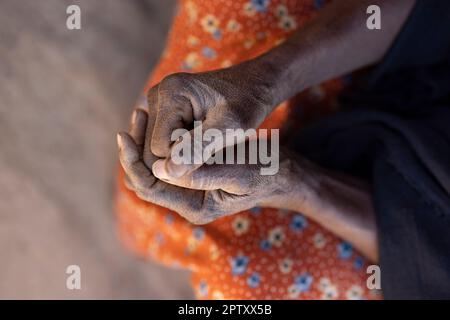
[116,0,381,300]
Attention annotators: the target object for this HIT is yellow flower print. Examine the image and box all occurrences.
[346,285,364,300]
[209,244,220,260]
[243,2,256,17]
[312,232,327,249]
[185,1,198,24]
[287,284,300,299]
[278,15,297,31]
[275,4,289,18]
[279,258,293,274]
[318,277,339,300]
[200,14,220,34]
[187,35,200,47]
[212,290,225,300]
[221,60,232,68]
[187,236,198,253]
[321,285,339,300]
[275,38,286,46]
[226,19,241,32]
[318,277,332,291]
[268,226,285,247]
[232,216,251,236]
[183,52,202,70]
[244,38,256,49]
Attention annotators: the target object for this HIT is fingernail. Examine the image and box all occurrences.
[152,160,170,181]
[131,110,138,125]
[117,133,122,149]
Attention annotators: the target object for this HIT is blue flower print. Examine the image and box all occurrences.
[256,31,267,41]
[165,213,174,225]
[193,227,205,241]
[155,233,164,244]
[247,272,261,288]
[213,29,222,40]
[250,207,262,215]
[202,46,216,59]
[294,273,313,292]
[251,0,271,12]
[181,62,191,71]
[231,255,249,276]
[290,214,308,232]
[338,242,353,259]
[354,256,364,269]
[198,280,208,297]
[260,239,271,251]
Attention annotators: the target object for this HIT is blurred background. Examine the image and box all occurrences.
[0,0,194,299]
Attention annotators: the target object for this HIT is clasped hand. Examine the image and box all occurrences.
[117,68,311,224]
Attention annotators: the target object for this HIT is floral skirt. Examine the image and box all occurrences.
[116,0,381,300]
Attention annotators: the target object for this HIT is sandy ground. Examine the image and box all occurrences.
[0,0,194,299]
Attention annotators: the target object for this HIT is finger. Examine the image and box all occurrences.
[118,132,214,223]
[124,174,135,191]
[142,179,208,222]
[152,158,248,195]
[117,132,156,190]
[151,87,194,158]
[143,86,160,169]
[129,108,148,147]
[163,118,256,178]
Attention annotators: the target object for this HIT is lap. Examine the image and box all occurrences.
[116,0,380,300]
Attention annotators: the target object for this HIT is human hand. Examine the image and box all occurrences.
[118,109,378,261]
[141,63,276,179]
[118,109,305,224]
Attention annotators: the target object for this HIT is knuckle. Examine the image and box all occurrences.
[222,106,246,129]
[150,137,166,156]
[160,73,190,91]
[146,86,159,113]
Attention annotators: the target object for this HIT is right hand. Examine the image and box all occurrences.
[142,63,275,178]
[119,109,299,225]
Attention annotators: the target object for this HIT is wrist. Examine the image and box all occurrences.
[234,59,283,116]
[250,39,312,107]
[260,151,316,212]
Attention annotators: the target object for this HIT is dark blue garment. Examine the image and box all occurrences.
[291,0,450,299]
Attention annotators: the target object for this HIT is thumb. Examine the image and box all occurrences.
[152,159,247,195]
[163,118,255,178]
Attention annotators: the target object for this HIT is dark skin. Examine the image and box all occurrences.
[118,0,416,262]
